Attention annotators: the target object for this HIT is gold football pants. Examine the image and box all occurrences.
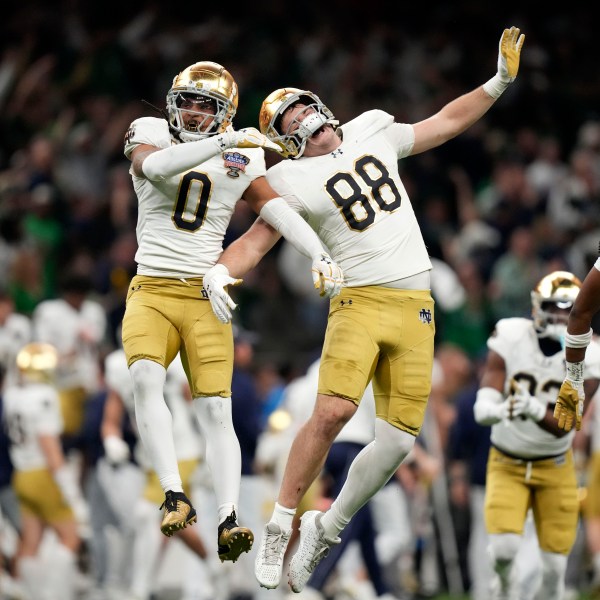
[319,286,434,436]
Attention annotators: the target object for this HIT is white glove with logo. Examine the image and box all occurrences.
[311,253,344,298]
[103,435,130,465]
[509,381,546,422]
[203,264,242,324]
[216,128,281,152]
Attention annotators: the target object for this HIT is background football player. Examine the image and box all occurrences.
[473,271,600,600]
[122,59,343,559]
[3,342,88,600]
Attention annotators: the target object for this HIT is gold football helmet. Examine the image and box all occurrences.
[531,271,582,340]
[167,61,238,142]
[259,88,337,158]
[16,342,58,383]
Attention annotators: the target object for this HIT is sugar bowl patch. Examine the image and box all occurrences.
[222,151,250,178]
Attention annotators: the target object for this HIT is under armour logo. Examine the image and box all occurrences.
[340,299,353,307]
[419,308,432,324]
[331,149,344,158]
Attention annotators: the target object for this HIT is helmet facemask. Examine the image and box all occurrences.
[167,61,238,143]
[260,89,338,159]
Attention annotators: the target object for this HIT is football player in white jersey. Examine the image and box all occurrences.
[32,273,107,439]
[3,342,87,600]
[200,26,525,591]
[122,60,343,560]
[473,271,600,600]
[0,289,32,389]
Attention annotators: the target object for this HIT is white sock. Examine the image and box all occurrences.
[193,396,241,510]
[131,498,163,599]
[321,420,414,539]
[130,359,183,493]
[218,503,236,524]
[271,502,296,531]
[19,556,46,600]
[46,544,77,600]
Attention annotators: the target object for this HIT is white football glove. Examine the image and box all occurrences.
[483,26,525,98]
[497,26,525,83]
[311,253,344,298]
[103,435,130,465]
[509,381,546,422]
[217,128,281,153]
[203,264,242,324]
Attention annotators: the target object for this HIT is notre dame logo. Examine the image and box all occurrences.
[419,308,432,324]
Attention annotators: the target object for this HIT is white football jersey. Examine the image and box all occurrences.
[32,298,106,392]
[266,110,432,287]
[104,349,201,461]
[124,117,266,277]
[3,382,63,471]
[488,318,600,458]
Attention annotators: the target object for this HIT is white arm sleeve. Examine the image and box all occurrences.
[259,197,326,260]
[141,132,237,181]
[474,387,506,425]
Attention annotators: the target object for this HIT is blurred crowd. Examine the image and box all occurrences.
[2,1,600,599]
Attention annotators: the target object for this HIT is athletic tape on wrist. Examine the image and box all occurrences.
[564,328,593,349]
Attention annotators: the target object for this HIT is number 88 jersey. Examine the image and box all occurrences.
[265,110,432,287]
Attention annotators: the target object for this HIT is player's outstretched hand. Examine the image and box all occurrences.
[497,26,525,83]
[233,128,282,152]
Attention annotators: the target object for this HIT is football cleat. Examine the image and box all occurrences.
[254,521,292,589]
[288,510,340,592]
[218,510,254,563]
[160,490,197,537]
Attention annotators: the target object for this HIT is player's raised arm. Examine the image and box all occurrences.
[411,26,525,155]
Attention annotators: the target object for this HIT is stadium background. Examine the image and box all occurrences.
[1,1,600,599]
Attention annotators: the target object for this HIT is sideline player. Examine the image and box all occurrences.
[474,271,600,600]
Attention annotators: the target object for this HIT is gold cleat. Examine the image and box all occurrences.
[160,490,197,537]
[217,510,254,562]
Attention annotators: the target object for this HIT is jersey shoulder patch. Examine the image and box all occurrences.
[124,117,172,159]
[339,110,394,144]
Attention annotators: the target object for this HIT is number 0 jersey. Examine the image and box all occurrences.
[124,117,266,277]
[488,317,600,458]
[266,110,432,287]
